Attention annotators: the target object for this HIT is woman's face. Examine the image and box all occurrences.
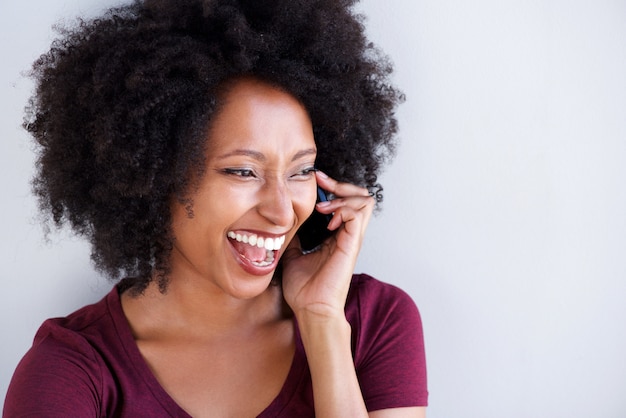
[169,78,317,299]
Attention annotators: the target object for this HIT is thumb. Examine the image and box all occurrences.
[281,235,303,265]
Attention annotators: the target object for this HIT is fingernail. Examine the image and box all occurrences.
[316,170,328,179]
[316,200,331,207]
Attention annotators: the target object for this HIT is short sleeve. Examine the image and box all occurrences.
[3,320,103,417]
[348,275,428,411]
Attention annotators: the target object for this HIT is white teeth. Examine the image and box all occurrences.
[227,232,285,251]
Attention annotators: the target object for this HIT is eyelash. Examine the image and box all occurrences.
[222,166,316,179]
[223,168,257,178]
[294,167,316,178]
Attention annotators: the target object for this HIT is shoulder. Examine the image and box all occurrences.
[346,273,422,325]
[4,288,119,417]
[345,273,429,410]
[31,288,116,362]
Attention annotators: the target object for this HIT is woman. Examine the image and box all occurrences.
[4,0,427,416]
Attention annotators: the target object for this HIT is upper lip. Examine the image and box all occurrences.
[226,229,289,239]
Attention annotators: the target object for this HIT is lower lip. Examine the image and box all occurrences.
[228,240,280,276]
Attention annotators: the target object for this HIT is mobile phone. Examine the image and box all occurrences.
[297,186,334,254]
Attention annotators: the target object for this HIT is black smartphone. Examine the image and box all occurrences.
[297,186,334,254]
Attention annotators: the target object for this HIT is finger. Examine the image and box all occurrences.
[282,235,304,262]
[324,196,375,234]
[315,171,370,198]
[315,194,375,218]
[324,208,370,254]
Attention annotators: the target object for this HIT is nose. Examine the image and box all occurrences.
[256,178,295,227]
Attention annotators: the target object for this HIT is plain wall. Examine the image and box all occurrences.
[2,1,625,417]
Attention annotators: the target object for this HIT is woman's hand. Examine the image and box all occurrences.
[280,171,374,417]
[281,171,375,319]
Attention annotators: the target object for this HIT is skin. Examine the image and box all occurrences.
[121,78,425,417]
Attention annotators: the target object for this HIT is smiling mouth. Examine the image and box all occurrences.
[227,231,286,267]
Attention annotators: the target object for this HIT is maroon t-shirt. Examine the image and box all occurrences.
[4,274,428,416]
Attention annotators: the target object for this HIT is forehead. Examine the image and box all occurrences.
[205,78,316,154]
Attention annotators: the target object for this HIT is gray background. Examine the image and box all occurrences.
[2,0,625,416]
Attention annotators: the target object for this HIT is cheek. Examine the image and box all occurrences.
[169,191,230,244]
[291,181,318,226]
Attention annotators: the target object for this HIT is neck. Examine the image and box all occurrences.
[121,274,285,342]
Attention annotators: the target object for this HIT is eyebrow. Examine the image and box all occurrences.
[217,147,317,162]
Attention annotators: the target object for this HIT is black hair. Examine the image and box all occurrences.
[26,0,403,292]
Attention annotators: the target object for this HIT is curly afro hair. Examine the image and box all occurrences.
[26,0,403,292]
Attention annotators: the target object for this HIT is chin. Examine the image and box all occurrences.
[224,273,276,300]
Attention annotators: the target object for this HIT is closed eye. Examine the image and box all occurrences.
[223,168,257,178]
[291,166,316,179]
